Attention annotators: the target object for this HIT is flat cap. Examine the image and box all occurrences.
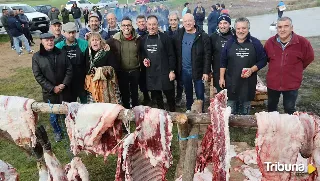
[63,22,77,32]
[51,19,61,25]
[40,33,55,39]
[89,12,99,19]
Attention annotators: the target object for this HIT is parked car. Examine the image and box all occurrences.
[97,0,118,8]
[0,4,50,33]
[135,0,150,5]
[65,0,103,12]
[34,5,52,15]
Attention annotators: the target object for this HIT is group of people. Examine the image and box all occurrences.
[1,8,35,55]
[29,0,314,142]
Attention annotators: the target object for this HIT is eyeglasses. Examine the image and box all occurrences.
[121,24,132,28]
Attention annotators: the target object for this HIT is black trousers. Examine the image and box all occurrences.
[5,28,14,47]
[118,69,140,109]
[176,75,183,100]
[151,89,176,112]
[267,88,298,114]
[23,28,33,44]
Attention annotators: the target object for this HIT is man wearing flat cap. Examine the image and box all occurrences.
[56,22,88,103]
[32,33,73,142]
[50,19,65,45]
[210,14,235,93]
[79,13,109,40]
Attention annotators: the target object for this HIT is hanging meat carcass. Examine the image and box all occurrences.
[196,90,232,181]
[118,106,173,181]
[64,102,124,160]
[0,95,37,147]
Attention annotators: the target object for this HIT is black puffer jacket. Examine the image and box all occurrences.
[71,6,82,19]
[32,45,73,103]
[174,26,211,80]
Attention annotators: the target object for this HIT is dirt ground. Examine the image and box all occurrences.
[0,39,40,79]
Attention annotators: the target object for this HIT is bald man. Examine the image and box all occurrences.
[107,13,120,37]
[174,13,211,112]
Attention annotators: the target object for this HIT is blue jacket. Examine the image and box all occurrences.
[207,11,219,28]
[220,33,267,70]
[114,7,122,22]
[140,5,147,14]
[7,16,23,37]
[18,14,29,28]
[78,26,109,40]
[193,7,205,25]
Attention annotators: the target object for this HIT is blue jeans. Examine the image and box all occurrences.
[228,100,251,115]
[182,69,205,111]
[50,114,62,134]
[74,18,82,31]
[267,88,298,114]
[13,35,30,54]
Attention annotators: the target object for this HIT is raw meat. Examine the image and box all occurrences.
[0,160,19,181]
[256,76,267,93]
[235,165,262,181]
[43,152,68,181]
[175,167,213,181]
[196,90,232,181]
[237,150,257,165]
[255,112,305,181]
[65,157,89,181]
[0,95,37,147]
[119,106,173,181]
[294,112,317,158]
[64,102,124,159]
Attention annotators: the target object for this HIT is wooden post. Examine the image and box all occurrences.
[30,102,258,127]
[175,117,189,178]
[182,100,202,181]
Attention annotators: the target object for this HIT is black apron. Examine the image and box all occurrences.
[63,42,86,99]
[144,34,173,91]
[213,34,232,89]
[226,41,257,101]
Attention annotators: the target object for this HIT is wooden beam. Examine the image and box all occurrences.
[31,102,257,127]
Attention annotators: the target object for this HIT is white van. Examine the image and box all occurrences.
[0,4,50,33]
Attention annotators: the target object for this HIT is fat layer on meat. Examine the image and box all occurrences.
[0,95,37,147]
[0,160,19,181]
[255,112,305,181]
[65,157,89,181]
[64,102,124,159]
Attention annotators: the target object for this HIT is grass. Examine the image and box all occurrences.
[0,65,256,180]
[0,34,10,43]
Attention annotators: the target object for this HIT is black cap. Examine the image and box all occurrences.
[51,19,61,25]
[40,33,55,40]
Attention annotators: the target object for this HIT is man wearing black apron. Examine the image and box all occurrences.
[210,14,234,93]
[140,15,176,112]
[219,17,267,115]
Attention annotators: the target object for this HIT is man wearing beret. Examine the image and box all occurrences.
[56,22,88,103]
[32,33,73,142]
[210,14,235,93]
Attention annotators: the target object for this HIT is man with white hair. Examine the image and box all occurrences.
[219,17,267,115]
[79,13,109,40]
[264,16,314,114]
[106,13,120,37]
[174,13,211,112]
